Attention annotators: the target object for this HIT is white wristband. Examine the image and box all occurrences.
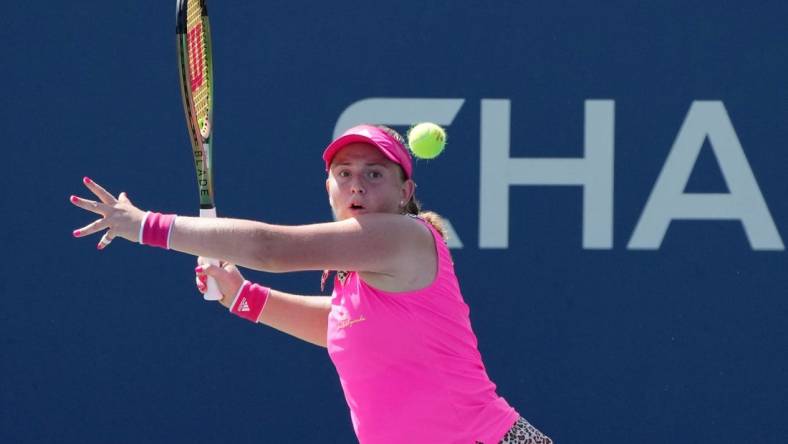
[138,211,151,245]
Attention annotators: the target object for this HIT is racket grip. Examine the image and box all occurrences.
[199,208,223,301]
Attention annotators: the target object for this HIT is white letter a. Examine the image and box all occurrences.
[629,101,783,250]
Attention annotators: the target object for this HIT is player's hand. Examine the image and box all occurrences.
[195,258,245,308]
[70,177,146,249]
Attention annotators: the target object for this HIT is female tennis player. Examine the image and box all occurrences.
[70,124,552,444]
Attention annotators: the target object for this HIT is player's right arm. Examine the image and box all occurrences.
[259,290,331,348]
[196,261,331,347]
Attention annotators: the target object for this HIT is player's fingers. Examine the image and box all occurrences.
[118,192,131,203]
[96,231,114,250]
[196,264,216,276]
[72,218,109,238]
[194,271,207,284]
[199,263,226,279]
[69,195,111,216]
[82,177,117,205]
[195,276,207,293]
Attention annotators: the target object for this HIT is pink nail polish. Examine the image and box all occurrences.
[70,195,78,203]
[195,266,204,273]
[83,176,92,184]
[73,230,81,237]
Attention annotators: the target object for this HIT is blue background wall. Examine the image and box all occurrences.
[3,1,787,442]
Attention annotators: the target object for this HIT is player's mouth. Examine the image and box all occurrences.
[349,203,366,212]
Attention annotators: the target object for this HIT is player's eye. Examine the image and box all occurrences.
[367,170,382,179]
[338,170,350,178]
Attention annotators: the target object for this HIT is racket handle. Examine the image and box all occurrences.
[199,208,222,301]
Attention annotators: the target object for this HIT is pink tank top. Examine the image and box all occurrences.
[326,217,519,443]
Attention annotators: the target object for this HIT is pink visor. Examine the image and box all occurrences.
[322,125,413,178]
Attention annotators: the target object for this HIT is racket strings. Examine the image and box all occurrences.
[186,0,211,135]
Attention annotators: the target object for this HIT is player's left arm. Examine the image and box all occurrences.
[169,213,430,275]
[71,179,431,275]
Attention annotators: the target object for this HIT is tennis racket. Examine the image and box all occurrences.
[176,0,221,300]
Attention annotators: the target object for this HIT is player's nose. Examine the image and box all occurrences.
[350,179,365,194]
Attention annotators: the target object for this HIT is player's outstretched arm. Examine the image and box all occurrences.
[69,177,289,267]
[71,178,431,276]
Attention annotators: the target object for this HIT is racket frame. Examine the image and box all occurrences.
[176,0,215,210]
[176,0,222,301]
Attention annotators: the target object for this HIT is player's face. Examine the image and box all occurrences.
[326,143,413,221]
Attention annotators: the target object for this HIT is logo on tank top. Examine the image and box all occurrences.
[338,315,366,329]
[330,305,366,329]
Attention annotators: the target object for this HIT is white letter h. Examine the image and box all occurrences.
[479,99,615,249]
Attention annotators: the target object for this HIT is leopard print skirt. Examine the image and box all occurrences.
[474,417,553,444]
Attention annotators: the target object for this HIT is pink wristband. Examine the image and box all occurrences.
[140,212,177,249]
[230,281,270,322]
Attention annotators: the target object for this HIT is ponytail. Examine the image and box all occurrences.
[403,195,448,242]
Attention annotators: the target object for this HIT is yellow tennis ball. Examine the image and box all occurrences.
[407,123,446,159]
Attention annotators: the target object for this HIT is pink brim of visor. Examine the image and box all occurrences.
[322,125,413,179]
